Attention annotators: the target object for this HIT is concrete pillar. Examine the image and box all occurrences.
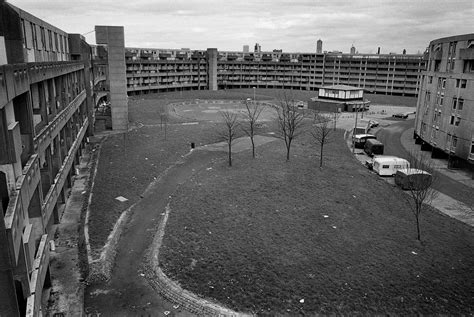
[27,187,43,220]
[0,210,20,316]
[95,26,128,131]
[51,136,62,177]
[12,244,30,300]
[12,93,34,166]
[40,146,53,200]
[38,82,48,126]
[48,79,57,118]
[206,48,218,91]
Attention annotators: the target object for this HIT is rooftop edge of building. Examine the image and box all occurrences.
[429,33,474,46]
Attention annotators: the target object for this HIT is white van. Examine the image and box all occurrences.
[372,156,410,176]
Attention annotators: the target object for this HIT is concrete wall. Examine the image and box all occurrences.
[95,26,128,131]
[207,48,218,91]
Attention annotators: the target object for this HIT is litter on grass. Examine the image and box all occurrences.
[323,215,329,218]
[115,196,129,202]
[332,226,337,229]
[300,299,304,303]
[411,251,418,255]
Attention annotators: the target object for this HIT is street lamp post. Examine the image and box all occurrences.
[253,86,256,103]
[352,103,360,154]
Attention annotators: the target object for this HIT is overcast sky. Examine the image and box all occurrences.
[8,0,474,54]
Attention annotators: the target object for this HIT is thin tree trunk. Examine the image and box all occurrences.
[228,142,232,167]
[416,214,421,241]
[251,136,255,158]
[320,143,324,167]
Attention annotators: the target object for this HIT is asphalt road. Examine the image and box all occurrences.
[376,119,474,208]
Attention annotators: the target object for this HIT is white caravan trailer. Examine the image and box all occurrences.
[372,156,410,176]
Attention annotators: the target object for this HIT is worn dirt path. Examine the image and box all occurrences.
[84,150,223,316]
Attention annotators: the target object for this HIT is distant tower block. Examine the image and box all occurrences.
[350,45,356,55]
[243,45,249,53]
[254,43,261,53]
[95,25,128,131]
[207,48,218,91]
[317,39,323,54]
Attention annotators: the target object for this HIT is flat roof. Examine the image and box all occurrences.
[373,156,408,162]
[321,84,363,91]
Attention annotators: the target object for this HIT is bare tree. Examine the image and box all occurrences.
[404,150,439,241]
[241,99,265,158]
[275,93,306,161]
[218,110,240,167]
[311,113,333,167]
[160,112,169,140]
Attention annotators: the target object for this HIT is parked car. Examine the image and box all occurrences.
[392,113,408,119]
[368,120,379,128]
[353,134,376,149]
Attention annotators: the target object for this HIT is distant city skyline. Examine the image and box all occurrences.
[8,0,474,54]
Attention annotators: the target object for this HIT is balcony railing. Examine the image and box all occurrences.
[0,62,84,108]
[3,154,40,266]
[25,234,50,317]
[42,117,88,226]
[34,90,86,154]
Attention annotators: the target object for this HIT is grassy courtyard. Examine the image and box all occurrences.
[87,89,474,314]
[160,130,474,315]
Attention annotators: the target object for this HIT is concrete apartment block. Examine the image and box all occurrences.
[95,25,128,131]
[207,48,218,91]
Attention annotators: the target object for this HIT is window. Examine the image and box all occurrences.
[40,27,46,50]
[428,76,433,84]
[59,35,64,53]
[382,165,389,169]
[452,136,458,149]
[450,115,455,125]
[461,79,467,88]
[48,30,52,51]
[437,78,443,89]
[54,32,58,52]
[458,98,464,111]
[470,140,474,156]
[31,22,37,49]
[20,19,27,48]
[455,117,461,126]
[464,60,474,73]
